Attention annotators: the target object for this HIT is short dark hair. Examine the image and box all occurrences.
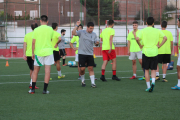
[78,24,83,29]
[52,23,58,30]
[87,22,94,27]
[147,17,154,25]
[61,29,66,33]
[41,15,48,22]
[108,20,114,25]
[31,23,38,30]
[161,21,167,28]
[133,21,138,24]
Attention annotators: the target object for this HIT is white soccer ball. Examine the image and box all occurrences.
[68,61,72,66]
[65,39,69,44]
[72,61,76,66]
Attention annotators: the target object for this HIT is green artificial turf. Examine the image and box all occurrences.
[0,56,179,120]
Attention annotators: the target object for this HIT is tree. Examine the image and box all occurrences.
[80,0,120,25]
[161,4,177,22]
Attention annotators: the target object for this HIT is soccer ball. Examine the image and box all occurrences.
[72,61,76,66]
[68,61,72,66]
[65,39,69,44]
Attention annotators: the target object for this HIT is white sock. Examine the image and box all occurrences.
[90,75,95,84]
[156,72,159,76]
[178,79,180,87]
[152,78,155,84]
[30,79,32,85]
[133,74,136,77]
[81,74,85,83]
[58,71,61,76]
[146,82,150,89]
[163,74,166,79]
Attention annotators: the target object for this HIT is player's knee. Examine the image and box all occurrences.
[132,60,136,65]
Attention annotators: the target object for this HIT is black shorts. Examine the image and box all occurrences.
[79,54,94,67]
[158,54,171,64]
[53,51,60,61]
[59,49,66,57]
[142,54,158,70]
[27,57,34,70]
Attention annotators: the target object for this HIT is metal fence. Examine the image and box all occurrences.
[0,0,179,48]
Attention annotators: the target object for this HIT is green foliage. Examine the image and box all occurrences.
[161,4,177,22]
[80,0,120,25]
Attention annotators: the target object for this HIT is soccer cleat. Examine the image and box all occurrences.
[162,78,168,82]
[130,76,137,79]
[91,84,96,88]
[138,77,145,80]
[156,76,160,81]
[78,76,81,80]
[149,83,155,92]
[95,78,97,80]
[100,75,107,82]
[29,85,39,89]
[58,75,65,79]
[145,88,150,92]
[42,90,50,94]
[28,89,35,94]
[171,85,180,90]
[112,76,121,81]
[81,82,86,87]
[63,64,67,66]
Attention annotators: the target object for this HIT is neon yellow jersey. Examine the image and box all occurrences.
[52,31,61,51]
[100,27,115,50]
[127,30,141,52]
[70,36,79,54]
[158,30,173,54]
[137,27,165,57]
[24,32,33,57]
[33,25,54,56]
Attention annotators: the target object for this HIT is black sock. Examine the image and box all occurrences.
[32,82,36,90]
[43,83,48,92]
[113,75,116,77]
[63,59,65,65]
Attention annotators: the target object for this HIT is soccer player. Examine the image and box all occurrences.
[156,21,173,82]
[23,23,39,89]
[59,29,67,66]
[127,21,143,79]
[70,24,83,79]
[136,17,167,92]
[28,15,54,94]
[72,20,99,88]
[171,18,180,90]
[51,23,65,79]
[99,20,120,82]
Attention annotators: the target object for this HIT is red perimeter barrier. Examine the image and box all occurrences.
[0,46,178,58]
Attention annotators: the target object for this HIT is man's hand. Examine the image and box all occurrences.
[76,19,81,26]
[108,48,112,54]
[133,30,136,36]
[54,44,58,48]
[95,41,99,46]
[32,54,35,60]
[23,54,27,61]
[73,47,78,51]
[128,51,130,56]
[136,37,140,41]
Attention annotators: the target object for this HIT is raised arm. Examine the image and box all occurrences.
[72,20,81,36]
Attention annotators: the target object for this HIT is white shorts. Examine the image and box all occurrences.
[129,51,142,60]
[177,54,180,66]
[75,54,79,62]
[34,54,54,66]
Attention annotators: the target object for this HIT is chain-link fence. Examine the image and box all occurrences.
[0,0,179,56]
